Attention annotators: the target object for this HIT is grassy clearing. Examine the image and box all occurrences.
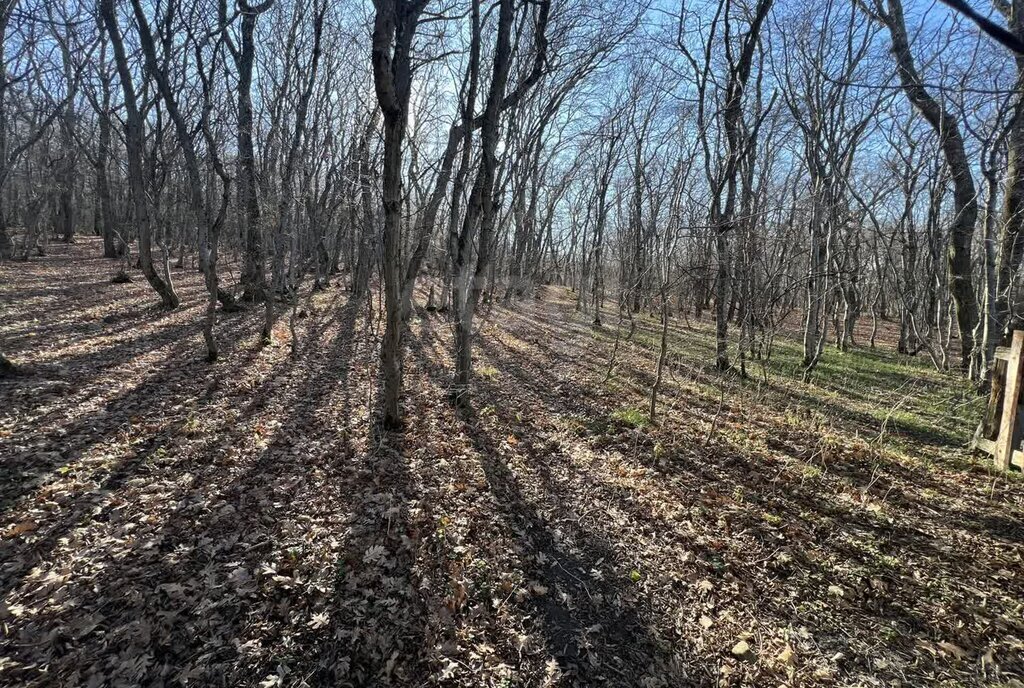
[586,302,984,459]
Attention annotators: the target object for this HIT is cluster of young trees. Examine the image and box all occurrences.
[2,0,1024,422]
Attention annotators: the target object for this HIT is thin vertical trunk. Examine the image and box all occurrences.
[96,92,116,258]
[981,146,1001,371]
[453,0,520,397]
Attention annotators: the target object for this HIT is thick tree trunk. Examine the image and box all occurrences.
[371,0,420,428]
[996,5,1024,351]
[379,115,405,427]
[237,8,265,302]
[877,0,979,369]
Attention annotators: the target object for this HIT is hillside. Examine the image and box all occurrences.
[2,240,1022,687]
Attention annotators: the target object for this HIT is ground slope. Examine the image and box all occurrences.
[1,239,1022,687]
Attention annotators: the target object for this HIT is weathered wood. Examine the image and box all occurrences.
[994,330,1024,470]
[976,436,996,455]
[995,346,1012,362]
[982,357,1009,440]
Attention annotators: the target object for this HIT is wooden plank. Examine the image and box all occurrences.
[982,357,1009,440]
[996,346,1013,361]
[976,436,996,455]
[1013,450,1024,470]
[995,331,1024,470]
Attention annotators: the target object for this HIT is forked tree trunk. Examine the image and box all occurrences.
[452,0,517,398]
[99,0,179,309]
[371,0,424,428]
[709,0,773,371]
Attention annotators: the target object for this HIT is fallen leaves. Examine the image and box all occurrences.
[0,242,1022,687]
[3,519,37,538]
[731,639,752,657]
[362,544,387,565]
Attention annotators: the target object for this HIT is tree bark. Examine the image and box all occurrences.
[994,1,1024,353]
[236,1,269,302]
[874,0,979,369]
[99,0,179,309]
[371,0,424,428]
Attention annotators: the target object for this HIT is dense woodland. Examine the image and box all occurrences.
[3,0,1024,395]
[2,0,1024,686]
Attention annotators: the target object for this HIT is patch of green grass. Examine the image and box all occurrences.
[610,406,650,429]
[798,463,823,479]
[588,302,985,467]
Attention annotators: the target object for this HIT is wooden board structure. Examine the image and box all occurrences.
[975,330,1024,470]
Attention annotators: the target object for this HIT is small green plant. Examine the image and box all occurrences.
[183,414,201,435]
[611,407,650,429]
[761,511,782,526]
[878,554,901,570]
[477,365,499,379]
[799,463,823,479]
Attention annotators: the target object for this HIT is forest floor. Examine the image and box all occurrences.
[1,238,1023,688]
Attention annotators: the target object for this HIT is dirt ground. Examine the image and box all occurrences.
[1,238,1023,687]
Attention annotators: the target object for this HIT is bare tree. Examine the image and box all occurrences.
[99,0,179,308]
[865,0,980,371]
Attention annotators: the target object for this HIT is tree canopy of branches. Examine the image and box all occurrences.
[3,0,1024,398]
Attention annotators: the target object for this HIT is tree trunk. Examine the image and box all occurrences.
[237,6,266,302]
[876,0,979,369]
[452,0,519,400]
[100,0,179,309]
[379,114,405,427]
[995,3,1024,351]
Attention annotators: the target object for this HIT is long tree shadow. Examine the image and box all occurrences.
[0,314,277,599]
[456,401,685,684]
[0,311,261,522]
[465,298,1024,684]
[0,294,366,686]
